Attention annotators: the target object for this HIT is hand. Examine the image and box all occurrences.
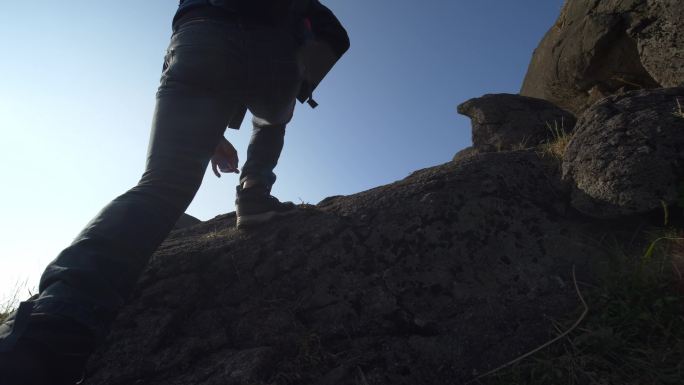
[211,137,239,178]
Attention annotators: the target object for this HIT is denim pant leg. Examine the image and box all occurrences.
[239,117,289,188]
[239,26,303,189]
[17,20,246,340]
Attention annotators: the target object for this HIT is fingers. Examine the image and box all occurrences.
[211,159,221,178]
[222,151,239,173]
[229,155,239,172]
[214,137,240,175]
[219,165,239,174]
[214,157,239,175]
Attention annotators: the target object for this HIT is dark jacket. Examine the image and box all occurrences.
[173,0,350,128]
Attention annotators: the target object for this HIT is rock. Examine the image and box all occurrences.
[212,347,277,384]
[632,1,684,88]
[520,0,683,114]
[173,213,201,230]
[457,94,576,152]
[452,146,478,163]
[563,87,684,218]
[84,151,606,385]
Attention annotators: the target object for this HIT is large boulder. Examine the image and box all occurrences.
[84,151,604,385]
[521,0,683,114]
[634,1,684,88]
[563,87,684,218]
[457,94,576,153]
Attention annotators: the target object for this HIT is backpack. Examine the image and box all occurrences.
[206,0,311,24]
[175,0,349,127]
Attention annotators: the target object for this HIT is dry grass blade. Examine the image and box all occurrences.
[356,366,370,385]
[0,279,32,323]
[643,237,684,262]
[675,98,684,119]
[467,265,588,384]
[540,118,573,159]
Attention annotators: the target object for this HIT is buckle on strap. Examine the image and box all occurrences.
[307,97,319,109]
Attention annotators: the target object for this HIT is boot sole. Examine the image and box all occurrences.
[236,208,296,229]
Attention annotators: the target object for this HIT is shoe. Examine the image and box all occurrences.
[236,184,296,229]
[0,304,96,385]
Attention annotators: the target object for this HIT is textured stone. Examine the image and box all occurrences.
[563,87,684,218]
[457,93,576,152]
[521,0,683,114]
[84,151,606,385]
[173,213,201,230]
[452,146,478,163]
[632,1,684,88]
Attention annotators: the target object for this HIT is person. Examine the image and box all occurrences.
[0,1,349,384]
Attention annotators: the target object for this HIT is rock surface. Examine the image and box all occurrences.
[173,213,202,230]
[563,87,684,218]
[77,4,684,382]
[521,0,683,114]
[452,146,478,163]
[633,1,684,88]
[84,151,607,385]
[457,94,576,152]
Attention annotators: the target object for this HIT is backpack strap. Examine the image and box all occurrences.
[207,0,238,12]
[289,0,313,19]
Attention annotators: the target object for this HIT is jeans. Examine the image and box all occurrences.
[4,18,302,340]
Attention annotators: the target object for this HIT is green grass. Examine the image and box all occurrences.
[480,229,684,385]
[540,118,573,159]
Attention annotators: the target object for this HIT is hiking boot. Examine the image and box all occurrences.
[236,184,296,229]
[0,304,96,385]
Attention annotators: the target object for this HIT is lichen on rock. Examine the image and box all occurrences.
[457,93,576,153]
[85,151,607,385]
[520,0,683,114]
[563,87,684,218]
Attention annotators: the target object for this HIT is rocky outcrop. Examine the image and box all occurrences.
[633,1,684,89]
[77,4,684,382]
[457,94,576,153]
[452,146,478,163]
[84,151,609,385]
[520,0,683,114]
[563,87,684,218]
[81,86,684,383]
[173,213,202,230]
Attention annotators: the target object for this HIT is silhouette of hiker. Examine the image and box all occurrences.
[0,1,349,384]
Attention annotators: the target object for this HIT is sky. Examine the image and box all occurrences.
[0,0,564,303]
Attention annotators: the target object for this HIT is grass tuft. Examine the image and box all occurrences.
[674,98,684,119]
[553,2,569,31]
[511,136,532,151]
[482,228,684,385]
[0,280,31,324]
[540,118,573,159]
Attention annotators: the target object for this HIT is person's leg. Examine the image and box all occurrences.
[34,90,236,335]
[240,22,302,189]
[235,25,303,228]
[0,19,245,384]
[239,116,289,189]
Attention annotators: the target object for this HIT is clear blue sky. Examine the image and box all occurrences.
[0,0,564,301]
